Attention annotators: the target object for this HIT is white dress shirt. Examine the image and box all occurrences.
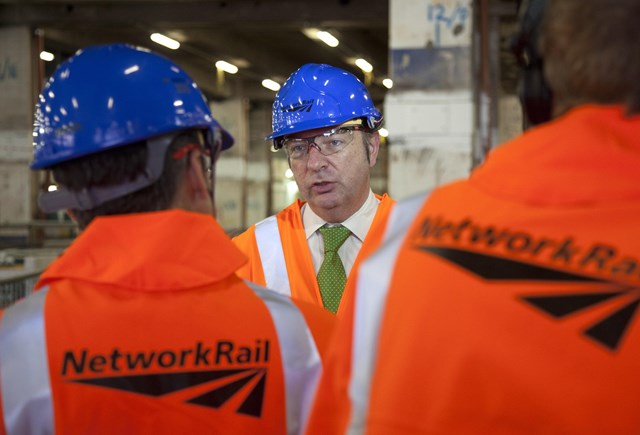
[301,190,380,276]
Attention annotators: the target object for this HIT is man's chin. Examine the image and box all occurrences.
[310,195,348,215]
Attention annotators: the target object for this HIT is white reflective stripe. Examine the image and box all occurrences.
[347,192,428,434]
[0,287,54,435]
[382,192,429,244]
[246,281,322,435]
[254,215,292,296]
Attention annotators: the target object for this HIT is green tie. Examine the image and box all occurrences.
[317,225,351,314]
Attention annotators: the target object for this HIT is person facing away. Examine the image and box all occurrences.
[233,64,395,316]
[305,0,640,433]
[0,44,335,435]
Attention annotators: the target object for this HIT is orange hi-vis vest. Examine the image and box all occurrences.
[306,105,640,434]
[233,194,394,316]
[0,210,334,435]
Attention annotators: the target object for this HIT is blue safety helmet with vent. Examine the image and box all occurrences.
[31,43,234,212]
[268,63,383,149]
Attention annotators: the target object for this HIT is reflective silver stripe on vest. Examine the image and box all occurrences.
[347,192,428,434]
[254,215,292,296]
[0,287,54,435]
[246,281,321,435]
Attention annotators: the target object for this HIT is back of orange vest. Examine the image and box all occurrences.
[362,182,640,434]
[0,276,328,434]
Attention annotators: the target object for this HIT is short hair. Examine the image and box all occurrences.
[539,0,640,116]
[51,129,202,229]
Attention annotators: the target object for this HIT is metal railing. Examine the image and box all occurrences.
[0,271,40,309]
[0,220,77,249]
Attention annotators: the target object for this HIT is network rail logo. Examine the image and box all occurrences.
[61,340,270,417]
[418,245,639,351]
[409,215,640,352]
[282,99,315,113]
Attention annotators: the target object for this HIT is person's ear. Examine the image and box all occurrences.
[184,150,214,214]
[187,151,208,193]
[367,132,381,167]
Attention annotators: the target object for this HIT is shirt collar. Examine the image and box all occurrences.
[302,190,380,241]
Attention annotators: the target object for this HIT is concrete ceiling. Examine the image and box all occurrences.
[0,0,390,102]
[1,0,522,105]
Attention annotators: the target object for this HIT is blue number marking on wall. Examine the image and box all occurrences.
[427,3,470,47]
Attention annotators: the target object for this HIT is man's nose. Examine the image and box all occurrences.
[306,143,326,169]
[308,142,323,154]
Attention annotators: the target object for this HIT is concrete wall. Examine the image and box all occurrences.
[0,27,35,224]
[386,0,474,199]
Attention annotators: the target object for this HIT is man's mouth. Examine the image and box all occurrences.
[311,181,334,193]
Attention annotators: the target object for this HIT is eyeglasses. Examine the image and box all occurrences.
[171,129,222,162]
[171,129,220,197]
[280,126,365,160]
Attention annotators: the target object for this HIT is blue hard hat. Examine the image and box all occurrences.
[31,43,233,169]
[268,63,382,145]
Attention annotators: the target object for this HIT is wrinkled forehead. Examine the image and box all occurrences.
[286,119,363,139]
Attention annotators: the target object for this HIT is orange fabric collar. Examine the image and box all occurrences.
[37,210,247,291]
[471,105,640,206]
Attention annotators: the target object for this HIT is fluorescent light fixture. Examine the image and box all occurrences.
[302,28,339,48]
[382,78,393,89]
[316,31,339,47]
[262,79,281,92]
[302,28,320,39]
[355,58,373,73]
[379,128,389,138]
[150,33,180,50]
[39,51,54,62]
[215,60,238,74]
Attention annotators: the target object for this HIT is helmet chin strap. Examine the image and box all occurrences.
[37,135,173,214]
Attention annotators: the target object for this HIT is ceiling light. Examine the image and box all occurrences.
[302,28,320,39]
[316,31,339,48]
[150,33,180,50]
[355,58,373,73]
[215,60,238,74]
[39,51,54,62]
[284,168,293,179]
[47,184,58,192]
[382,78,393,89]
[302,28,339,48]
[379,128,389,138]
[262,79,281,92]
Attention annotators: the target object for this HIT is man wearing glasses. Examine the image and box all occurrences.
[234,63,395,315]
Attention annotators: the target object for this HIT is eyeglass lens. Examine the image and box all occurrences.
[283,127,360,159]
